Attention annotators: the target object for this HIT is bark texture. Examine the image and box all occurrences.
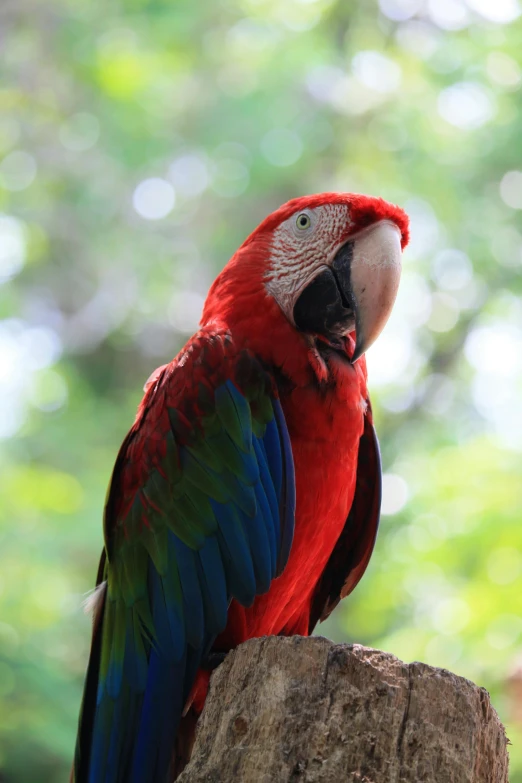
[178,636,509,783]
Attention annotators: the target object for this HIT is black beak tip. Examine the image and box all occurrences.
[351,339,364,364]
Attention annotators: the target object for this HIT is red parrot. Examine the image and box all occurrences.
[73,192,409,783]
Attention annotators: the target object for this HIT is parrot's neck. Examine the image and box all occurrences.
[201,248,311,387]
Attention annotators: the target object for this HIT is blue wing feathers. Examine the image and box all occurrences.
[151,579,180,662]
[240,502,273,594]
[119,691,142,781]
[226,472,257,516]
[123,610,145,692]
[104,684,129,783]
[211,499,257,605]
[131,606,149,690]
[161,554,185,661]
[261,416,283,497]
[130,565,186,783]
[253,437,281,541]
[196,537,229,635]
[252,476,278,577]
[88,696,113,783]
[273,398,296,575]
[171,536,205,650]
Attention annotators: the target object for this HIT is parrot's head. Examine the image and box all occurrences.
[203,192,409,380]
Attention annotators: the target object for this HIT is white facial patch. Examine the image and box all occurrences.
[265,203,352,321]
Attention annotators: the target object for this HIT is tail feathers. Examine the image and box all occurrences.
[73,565,199,783]
[129,564,187,783]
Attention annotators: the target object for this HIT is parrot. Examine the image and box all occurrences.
[72,192,409,783]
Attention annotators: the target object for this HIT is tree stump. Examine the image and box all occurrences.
[177,636,509,782]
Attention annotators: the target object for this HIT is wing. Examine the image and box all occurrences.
[308,400,381,632]
[72,329,295,783]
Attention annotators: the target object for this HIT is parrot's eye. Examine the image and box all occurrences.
[296,213,311,230]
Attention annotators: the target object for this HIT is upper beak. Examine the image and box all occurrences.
[348,220,402,363]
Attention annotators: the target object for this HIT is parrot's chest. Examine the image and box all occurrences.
[285,386,365,580]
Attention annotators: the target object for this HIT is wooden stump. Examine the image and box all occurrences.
[177,636,509,782]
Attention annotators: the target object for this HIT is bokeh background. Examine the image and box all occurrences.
[1,0,522,779]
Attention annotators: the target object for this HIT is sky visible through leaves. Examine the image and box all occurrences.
[1,0,522,779]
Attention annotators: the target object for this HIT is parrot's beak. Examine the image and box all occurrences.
[349,220,402,363]
[292,219,402,363]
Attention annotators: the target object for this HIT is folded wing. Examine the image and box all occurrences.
[72,330,295,783]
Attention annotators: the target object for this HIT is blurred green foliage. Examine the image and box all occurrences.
[1,0,522,779]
